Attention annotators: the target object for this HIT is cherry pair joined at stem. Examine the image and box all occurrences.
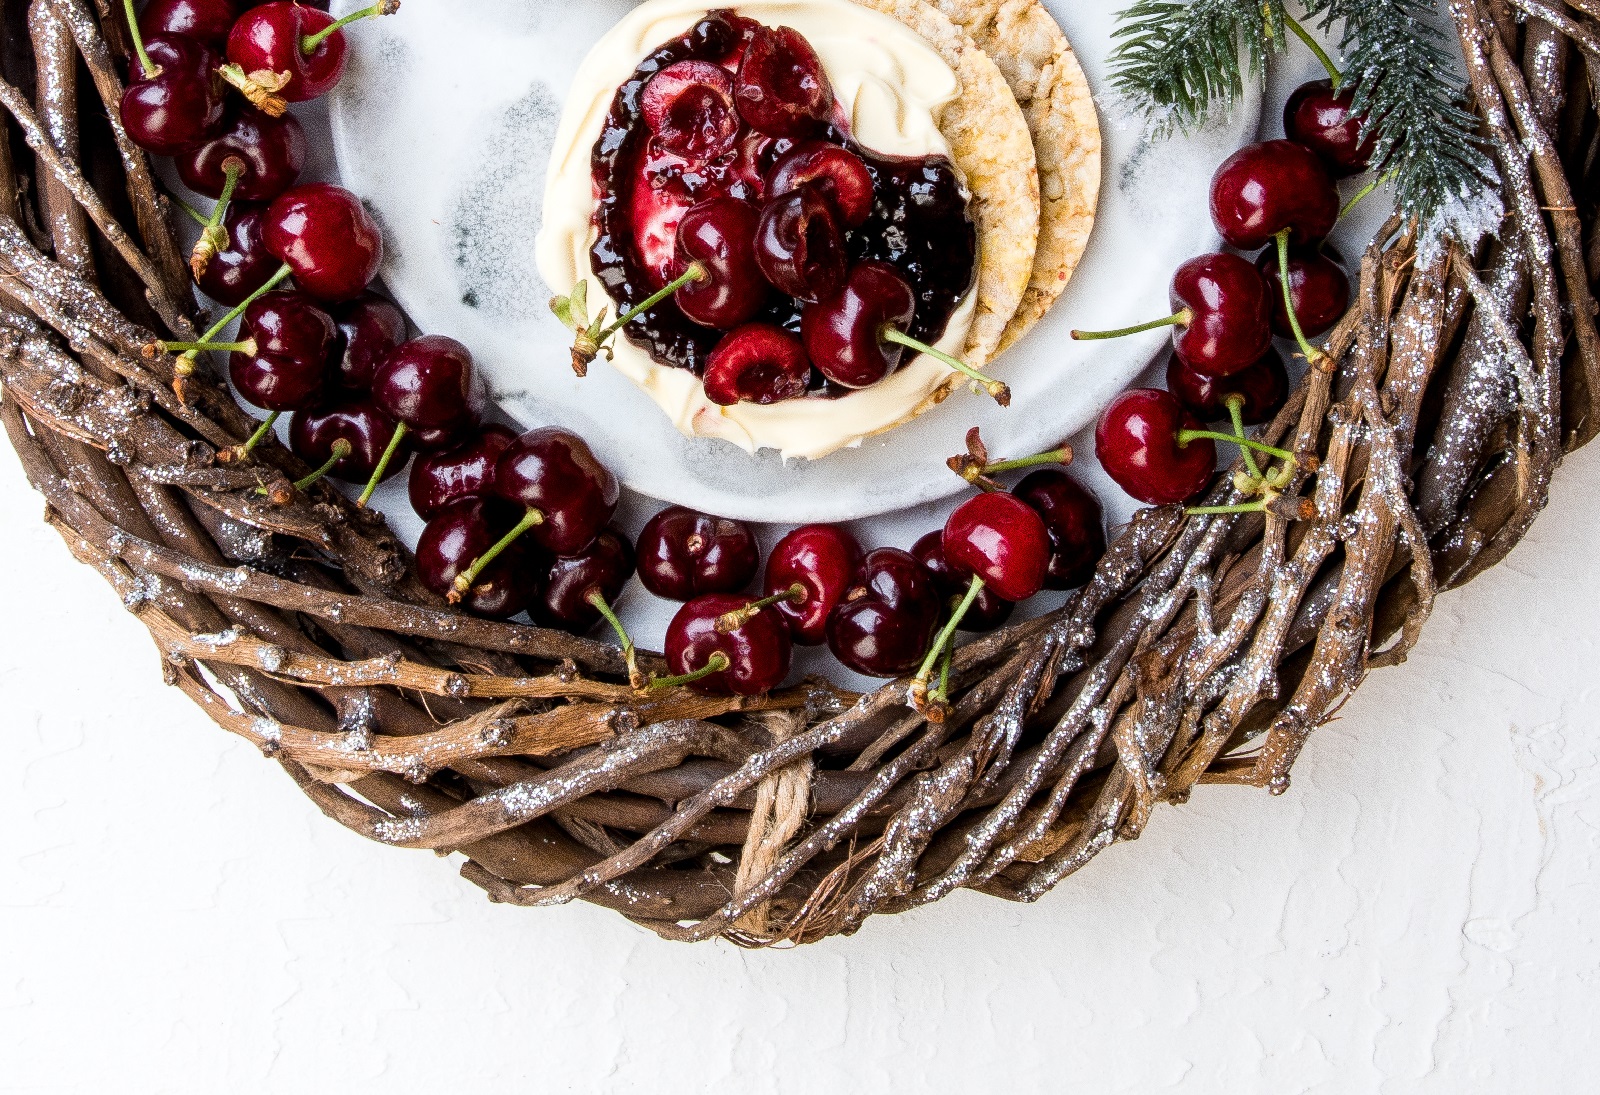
[220,1,401,113]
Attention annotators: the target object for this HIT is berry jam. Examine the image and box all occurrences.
[589,10,977,395]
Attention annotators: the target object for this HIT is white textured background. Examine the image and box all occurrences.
[7,21,1600,1095]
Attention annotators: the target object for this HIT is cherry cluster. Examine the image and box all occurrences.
[1082,74,1373,511]
[557,18,1006,406]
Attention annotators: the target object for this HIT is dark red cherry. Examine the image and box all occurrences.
[754,183,847,302]
[228,290,336,412]
[1256,246,1350,338]
[636,505,759,601]
[288,398,406,484]
[194,202,278,306]
[641,60,740,161]
[370,335,486,448]
[407,424,517,520]
[493,428,620,556]
[941,492,1050,604]
[416,497,539,620]
[735,24,834,138]
[139,0,240,48]
[702,323,810,406]
[801,260,915,388]
[1095,388,1217,506]
[227,2,349,103]
[1210,139,1340,250]
[119,35,226,155]
[176,107,306,202]
[1012,471,1106,591]
[664,593,792,696]
[331,292,407,391]
[826,548,940,678]
[765,141,874,228]
[764,524,863,646]
[911,532,1013,631]
[673,197,767,329]
[1284,80,1376,178]
[536,527,637,633]
[263,183,384,302]
[1170,253,1273,378]
[1165,349,1289,426]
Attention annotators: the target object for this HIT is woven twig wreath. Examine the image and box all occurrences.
[0,0,1592,944]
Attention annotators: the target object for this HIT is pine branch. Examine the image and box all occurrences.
[1108,0,1287,135]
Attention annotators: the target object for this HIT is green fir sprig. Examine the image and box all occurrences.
[1109,0,1495,224]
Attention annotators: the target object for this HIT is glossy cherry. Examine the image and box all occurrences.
[1284,80,1375,178]
[407,424,517,520]
[416,497,539,620]
[734,24,834,138]
[765,141,874,228]
[1256,246,1350,339]
[637,505,759,601]
[801,260,916,388]
[263,183,384,303]
[228,291,336,412]
[176,107,306,202]
[288,397,406,485]
[702,323,810,406]
[764,524,863,646]
[1012,471,1106,591]
[370,335,486,450]
[226,1,393,104]
[138,0,240,48]
[194,202,278,306]
[1165,348,1289,426]
[826,548,940,678]
[332,292,407,391]
[1170,253,1274,376]
[1210,139,1340,250]
[754,183,847,302]
[1095,388,1217,506]
[641,60,740,161]
[673,197,767,328]
[119,34,226,155]
[663,593,793,696]
[941,492,1050,604]
[492,428,620,556]
[911,532,1013,632]
[536,527,637,633]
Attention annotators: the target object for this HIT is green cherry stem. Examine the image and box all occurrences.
[446,506,545,600]
[1275,229,1326,368]
[1338,174,1390,220]
[1225,394,1263,481]
[301,0,401,55]
[1282,12,1342,87]
[1071,309,1192,342]
[154,338,256,355]
[587,591,644,689]
[649,651,731,691]
[164,262,293,376]
[715,583,805,633]
[881,327,1010,405]
[1178,428,1298,464]
[980,448,1072,475]
[910,575,984,712]
[605,263,706,341]
[255,439,351,496]
[173,196,211,228]
[191,157,246,279]
[238,412,280,458]
[121,0,160,78]
[355,421,410,507]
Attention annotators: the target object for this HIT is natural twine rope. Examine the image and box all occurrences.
[732,710,815,940]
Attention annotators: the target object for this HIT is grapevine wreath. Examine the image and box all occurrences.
[0,0,1593,945]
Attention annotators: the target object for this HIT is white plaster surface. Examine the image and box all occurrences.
[5,12,1600,1095]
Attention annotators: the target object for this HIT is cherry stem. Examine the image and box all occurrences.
[173,196,210,228]
[715,583,805,633]
[1225,394,1263,481]
[604,263,707,341]
[239,412,280,457]
[301,1,400,55]
[355,421,409,507]
[121,0,160,79]
[1339,174,1389,220]
[1282,12,1342,88]
[1275,229,1326,368]
[448,506,544,599]
[1187,502,1269,516]
[256,439,350,496]
[983,448,1072,475]
[911,575,984,704]
[1070,309,1192,342]
[173,262,293,375]
[649,651,731,691]
[586,591,644,689]
[881,327,1010,405]
[1178,428,1297,464]
[192,159,246,276]
[157,338,256,354]
[937,641,952,706]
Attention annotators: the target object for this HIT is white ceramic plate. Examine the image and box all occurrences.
[327,0,1262,523]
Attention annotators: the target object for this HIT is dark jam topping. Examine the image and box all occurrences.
[589,11,977,396]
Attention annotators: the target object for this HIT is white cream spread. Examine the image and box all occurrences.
[537,0,976,461]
